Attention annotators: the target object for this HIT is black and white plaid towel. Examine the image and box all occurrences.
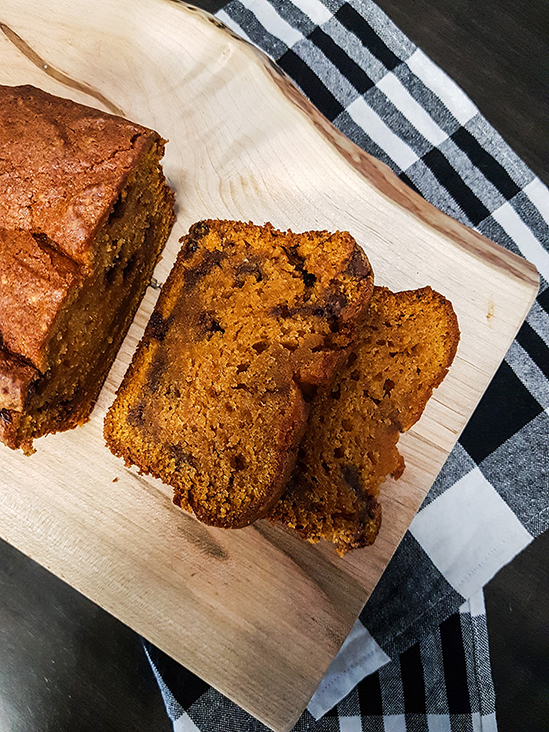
[145,589,496,731]
[147,0,549,729]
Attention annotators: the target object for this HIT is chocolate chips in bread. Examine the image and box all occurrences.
[0,85,175,453]
[269,286,460,555]
[104,219,374,528]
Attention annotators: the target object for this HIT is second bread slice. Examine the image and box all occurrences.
[104,220,373,528]
[269,286,460,554]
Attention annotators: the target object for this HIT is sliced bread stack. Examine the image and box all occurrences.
[104,220,459,553]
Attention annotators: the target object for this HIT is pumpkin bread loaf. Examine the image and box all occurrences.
[0,85,175,453]
[104,219,374,528]
[269,286,460,555]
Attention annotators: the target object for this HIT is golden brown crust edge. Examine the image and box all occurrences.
[0,84,162,273]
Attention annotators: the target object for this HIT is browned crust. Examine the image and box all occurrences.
[0,348,40,412]
[0,85,175,452]
[0,84,160,272]
[0,229,82,372]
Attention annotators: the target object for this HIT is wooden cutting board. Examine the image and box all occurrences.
[0,1,539,729]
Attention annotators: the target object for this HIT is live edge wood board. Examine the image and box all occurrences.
[0,1,539,730]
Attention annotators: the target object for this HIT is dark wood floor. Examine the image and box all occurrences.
[374,0,549,187]
[0,2,546,731]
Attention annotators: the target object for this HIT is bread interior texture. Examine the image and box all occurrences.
[103,220,374,528]
[269,286,460,555]
[0,139,175,453]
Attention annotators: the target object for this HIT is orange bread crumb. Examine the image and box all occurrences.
[104,220,374,528]
[269,286,460,555]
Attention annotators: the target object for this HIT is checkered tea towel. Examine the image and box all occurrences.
[144,590,496,731]
[147,0,549,728]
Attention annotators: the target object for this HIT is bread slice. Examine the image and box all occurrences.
[104,219,374,528]
[269,286,460,555]
[0,85,175,453]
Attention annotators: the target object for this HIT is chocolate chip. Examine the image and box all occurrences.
[127,404,145,426]
[181,238,199,258]
[283,245,317,289]
[269,304,291,318]
[283,245,307,272]
[269,303,318,319]
[184,248,225,288]
[192,221,210,237]
[341,464,362,494]
[148,311,171,341]
[324,291,349,331]
[302,270,317,288]
[234,257,264,287]
[198,311,225,338]
[168,444,197,469]
[345,248,371,279]
[209,320,224,334]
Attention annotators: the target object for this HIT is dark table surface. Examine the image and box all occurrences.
[1,1,547,731]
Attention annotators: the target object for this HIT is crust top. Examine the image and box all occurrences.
[0,85,160,271]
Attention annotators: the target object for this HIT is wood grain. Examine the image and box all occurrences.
[0,1,539,730]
